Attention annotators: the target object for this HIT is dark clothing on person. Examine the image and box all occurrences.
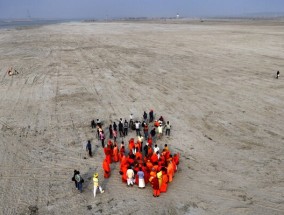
[109,125,113,139]
[143,145,148,157]
[118,121,124,137]
[150,128,156,143]
[113,122,117,131]
[277,71,280,79]
[150,128,156,138]
[72,170,80,189]
[86,141,92,157]
[124,121,128,136]
[143,111,147,121]
[91,120,96,129]
[74,173,84,193]
[149,110,154,122]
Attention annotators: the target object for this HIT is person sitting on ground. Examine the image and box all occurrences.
[7,67,19,76]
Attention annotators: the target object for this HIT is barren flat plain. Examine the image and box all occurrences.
[0,20,284,215]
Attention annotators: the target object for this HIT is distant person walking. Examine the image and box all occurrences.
[100,130,105,148]
[109,124,113,139]
[165,121,171,136]
[276,71,280,79]
[123,120,129,136]
[118,120,124,137]
[93,173,104,198]
[74,172,84,193]
[71,170,80,189]
[91,119,96,129]
[135,121,141,136]
[149,110,154,122]
[86,140,92,157]
[143,111,147,122]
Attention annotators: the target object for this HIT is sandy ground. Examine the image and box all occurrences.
[0,20,284,215]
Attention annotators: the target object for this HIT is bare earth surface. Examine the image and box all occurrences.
[0,20,284,215]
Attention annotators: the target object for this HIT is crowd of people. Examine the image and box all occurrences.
[73,109,179,198]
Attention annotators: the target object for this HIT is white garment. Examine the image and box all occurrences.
[154,146,160,153]
[127,178,134,186]
[126,169,134,179]
[138,136,144,142]
[158,126,163,134]
[93,185,104,198]
[138,178,145,188]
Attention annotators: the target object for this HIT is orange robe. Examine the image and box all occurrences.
[104,146,112,164]
[113,146,119,162]
[121,165,128,183]
[150,153,158,163]
[160,173,168,192]
[151,177,160,197]
[103,159,111,178]
[135,151,142,161]
[167,162,174,182]
[128,138,135,152]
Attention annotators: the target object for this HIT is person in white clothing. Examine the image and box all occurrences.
[126,167,135,186]
[93,173,104,198]
[153,144,159,153]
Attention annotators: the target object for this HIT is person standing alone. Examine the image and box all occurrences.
[86,140,92,157]
[93,173,104,198]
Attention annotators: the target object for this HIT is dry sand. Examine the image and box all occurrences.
[0,20,284,215]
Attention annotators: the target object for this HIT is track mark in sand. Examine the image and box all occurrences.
[204,134,213,141]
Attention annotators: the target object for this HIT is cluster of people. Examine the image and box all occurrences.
[75,109,177,198]
[98,110,178,197]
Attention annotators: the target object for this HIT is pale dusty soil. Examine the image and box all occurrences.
[0,20,284,215]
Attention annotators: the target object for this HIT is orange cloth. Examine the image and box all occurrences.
[135,151,142,161]
[167,162,174,182]
[103,159,111,178]
[129,138,135,151]
[104,146,112,164]
[150,153,158,163]
[146,160,153,170]
[113,146,119,162]
[160,173,168,193]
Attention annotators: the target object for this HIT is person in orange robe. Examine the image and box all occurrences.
[146,160,153,171]
[160,168,169,193]
[120,164,128,183]
[142,163,150,184]
[119,146,125,161]
[167,160,174,182]
[103,159,111,178]
[147,137,153,148]
[104,145,112,164]
[173,153,180,168]
[151,176,160,197]
[147,146,153,158]
[128,138,135,152]
[120,155,128,171]
[157,170,163,188]
[135,150,142,161]
[113,144,119,162]
[150,152,158,163]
